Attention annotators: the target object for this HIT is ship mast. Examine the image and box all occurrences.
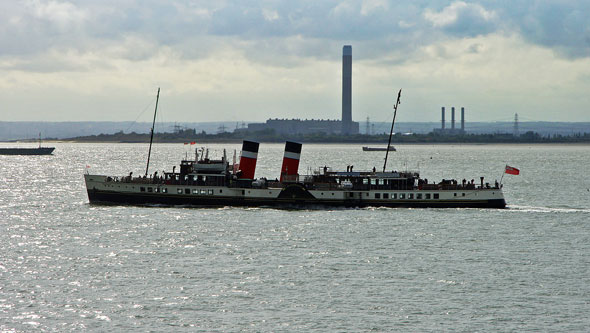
[145,87,160,176]
[383,89,402,173]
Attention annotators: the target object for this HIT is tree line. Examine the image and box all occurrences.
[66,129,590,144]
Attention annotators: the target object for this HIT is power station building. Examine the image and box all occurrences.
[244,45,359,136]
[434,106,466,135]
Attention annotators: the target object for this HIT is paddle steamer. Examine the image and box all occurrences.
[84,88,506,208]
[84,140,506,208]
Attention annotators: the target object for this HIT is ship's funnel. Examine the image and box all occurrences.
[280,141,302,182]
[238,140,259,180]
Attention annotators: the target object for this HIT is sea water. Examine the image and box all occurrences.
[1,143,589,331]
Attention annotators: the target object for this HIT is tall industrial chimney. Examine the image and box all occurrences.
[441,107,445,129]
[461,107,465,132]
[451,107,456,130]
[342,45,352,135]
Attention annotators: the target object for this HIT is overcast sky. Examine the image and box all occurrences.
[1,0,589,123]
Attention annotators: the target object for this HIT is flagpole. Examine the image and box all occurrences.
[500,164,506,186]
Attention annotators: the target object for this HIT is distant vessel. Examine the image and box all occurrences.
[0,134,55,155]
[362,146,396,152]
[0,147,55,155]
[84,89,506,209]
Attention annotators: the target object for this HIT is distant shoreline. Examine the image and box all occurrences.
[3,128,590,145]
[4,140,590,146]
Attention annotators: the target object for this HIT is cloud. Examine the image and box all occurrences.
[262,8,280,21]
[28,0,88,29]
[424,1,498,37]
[1,0,590,122]
[360,0,389,16]
[513,2,590,58]
[2,0,589,63]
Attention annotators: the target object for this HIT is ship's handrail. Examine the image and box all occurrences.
[100,172,501,191]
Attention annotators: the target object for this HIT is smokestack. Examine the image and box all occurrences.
[342,45,352,135]
[280,141,302,182]
[238,140,259,180]
[461,107,465,132]
[441,107,445,129]
[451,107,455,130]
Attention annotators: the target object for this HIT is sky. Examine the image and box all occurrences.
[1,0,590,124]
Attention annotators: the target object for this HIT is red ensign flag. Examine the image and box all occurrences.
[505,165,520,175]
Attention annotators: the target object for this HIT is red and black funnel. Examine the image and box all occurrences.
[238,140,259,180]
[280,141,302,182]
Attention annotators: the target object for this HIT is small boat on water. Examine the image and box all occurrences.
[0,147,55,155]
[0,134,55,155]
[362,146,396,152]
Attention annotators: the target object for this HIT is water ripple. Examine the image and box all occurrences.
[1,143,590,331]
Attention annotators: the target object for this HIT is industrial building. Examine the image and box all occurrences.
[433,106,466,135]
[243,45,359,136]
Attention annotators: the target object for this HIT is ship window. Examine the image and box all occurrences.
[370,179,376,185]
[383,193,389,199]
[140,187,145,192]
[219,190,223,193]
[434,193,439,199]
[392,193,397,199]
[379,179,384,185]
[192,189,198,194]
[375,193,381,199]
[201,189,206,195]
[363,179,368,185]
[147,187,153,192]
[177,188,183,194]
[155,188,160,193]
[208,190,213,195]
[408,193,414,199]
[349,192,354,198]
[162,188,168,193]
[416,193,422,199]
[242,190,245,195]
[185,189,190,194]
[462,193,466,197]
[400,193,405,199]
[454,193,457,197]
[425,193,431,199]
